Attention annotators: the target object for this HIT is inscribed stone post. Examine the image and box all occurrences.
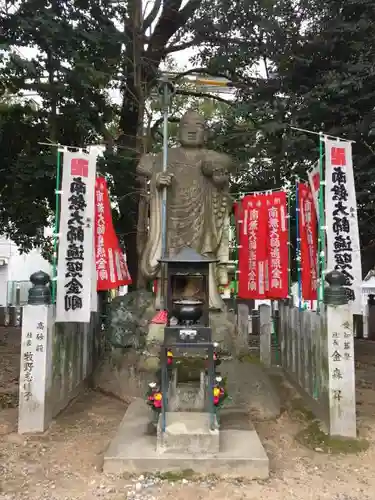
[18,303,54,434]
[237,302,249,351]
[259,304,271,367]
[325,271,356,438]
[363,302,369,339]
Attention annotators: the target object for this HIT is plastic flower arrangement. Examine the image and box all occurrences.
[205,342,221,374]
[212,375,228,408]
[145,382,163,413]
[167,349,173,367]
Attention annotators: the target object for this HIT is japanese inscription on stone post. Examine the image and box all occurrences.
[20,316,47,404]
[327,306,356,437]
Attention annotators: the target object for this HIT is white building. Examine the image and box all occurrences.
[0,236,52,306]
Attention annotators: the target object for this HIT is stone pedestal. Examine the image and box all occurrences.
[157,412,219,455]
[18,303,54,434]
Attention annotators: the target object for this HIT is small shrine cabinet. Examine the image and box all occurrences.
[159,247,217,327]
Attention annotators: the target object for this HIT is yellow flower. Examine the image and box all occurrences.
[213,387,220,397]
[154,393,162,401]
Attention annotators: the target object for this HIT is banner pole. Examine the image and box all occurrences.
[287,190,292,297]
[52,147,61,304]
[231,209,239,301]
[295,179,302,311]
[317,133,326,311]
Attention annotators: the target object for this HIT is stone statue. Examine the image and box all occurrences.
[136,110,234,310]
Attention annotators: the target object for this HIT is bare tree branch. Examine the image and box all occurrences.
[143,0,162,32]
[165,39,197,53]
[145,0,202,60]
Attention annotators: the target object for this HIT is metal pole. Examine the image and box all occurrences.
[161,82,169,257]
[52,148,61,304]
[295,179,302,311]
[158,78,174,432]
[318,133,326,310]
[159,79,172,312]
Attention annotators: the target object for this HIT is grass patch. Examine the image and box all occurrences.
[0,391,18,409]
[175,357,205,383]
[289,397,315,422]
[155,469,197,481]
[237,353,261,364]
[296,421,369,454]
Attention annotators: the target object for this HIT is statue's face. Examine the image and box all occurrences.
[179,117,205,147]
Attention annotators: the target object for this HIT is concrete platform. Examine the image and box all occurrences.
[157,412,219,454]
[103,399,269,479]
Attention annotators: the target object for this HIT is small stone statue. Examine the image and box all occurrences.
[136,110,234,310]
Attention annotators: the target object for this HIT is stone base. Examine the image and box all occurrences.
[103,399,269,479]
[157,412,219,455]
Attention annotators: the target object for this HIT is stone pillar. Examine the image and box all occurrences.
[259,304,272,367]
[324,270,356,438]
[236,301,249,351]
[18,271,54,434]
[363,302,369,339]
[368,295,375,340]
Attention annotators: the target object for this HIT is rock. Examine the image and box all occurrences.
[137,356,160,373]
[210,310,236,353]
[108,290,155,349]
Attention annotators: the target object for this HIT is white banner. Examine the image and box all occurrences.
[307,162,320,219]
[56,151,97,322]
[325,139,362,314]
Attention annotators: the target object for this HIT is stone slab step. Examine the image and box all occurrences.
[157,411,219,455]
[103,399,269,479]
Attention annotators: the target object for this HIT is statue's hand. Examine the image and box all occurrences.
[156,172,174,189]
[212,168,229,187]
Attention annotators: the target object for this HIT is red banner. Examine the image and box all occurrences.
[298,182,318,300]
[238,194,269,299]
[237,191,289,299]
[266,191,289,299]
[95,177,132,291]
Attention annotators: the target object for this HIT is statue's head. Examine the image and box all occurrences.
[179,110,206,148]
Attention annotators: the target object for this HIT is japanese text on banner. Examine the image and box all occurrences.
[266,191,289,299]
[237,194,268,299]
[95,177,132,290]
[298,183,318,300]
[56,152,96,323]
[325,140,362,314]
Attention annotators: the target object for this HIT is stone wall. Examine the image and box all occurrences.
[51,312,103,417]
[278,302,329,425]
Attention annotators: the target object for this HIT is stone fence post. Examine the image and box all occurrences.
[325,270,356,438]
[259,304,272,367]
[18,271,54,434]
[236,301,249,352]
